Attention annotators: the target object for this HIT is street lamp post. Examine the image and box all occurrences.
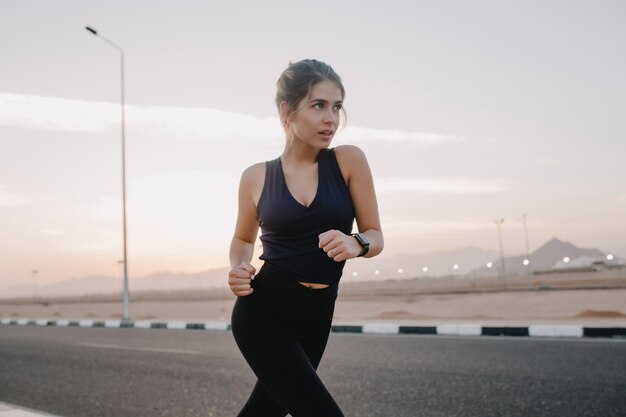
[494,218,506,289]
[518,212,533,289]
[85,26,130,320]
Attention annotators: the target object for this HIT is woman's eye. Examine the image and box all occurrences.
[313,103,341,111]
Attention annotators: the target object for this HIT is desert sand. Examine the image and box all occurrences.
[2,271,625,327]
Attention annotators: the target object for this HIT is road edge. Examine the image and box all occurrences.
[1,317,625,338]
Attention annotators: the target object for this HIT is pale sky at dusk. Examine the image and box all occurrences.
[1,0,625,289]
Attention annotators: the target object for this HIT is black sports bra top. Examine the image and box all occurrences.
[256,148,355,286]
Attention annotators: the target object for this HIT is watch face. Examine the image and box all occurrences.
[354,233,370,257]
[357,233,370,245]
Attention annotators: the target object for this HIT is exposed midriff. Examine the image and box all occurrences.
[297,281,330,289]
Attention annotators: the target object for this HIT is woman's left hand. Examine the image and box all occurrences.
[319,229,361,262]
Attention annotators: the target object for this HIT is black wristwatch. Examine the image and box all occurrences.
[352,233,370,257]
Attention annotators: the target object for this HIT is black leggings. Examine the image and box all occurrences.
[231,262,344,417]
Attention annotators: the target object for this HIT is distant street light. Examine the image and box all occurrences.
[486,262,493,268]
[397,268,404,274]
[607,254,614,261]
[518,212,533,288]
[563,257,570,263]
[85,26,130,320]
[495,218,507,289]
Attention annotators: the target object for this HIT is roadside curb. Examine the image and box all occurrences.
[2,317,625,339]
[0,400,63,417]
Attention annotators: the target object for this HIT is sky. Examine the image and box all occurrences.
[1,0,625,290]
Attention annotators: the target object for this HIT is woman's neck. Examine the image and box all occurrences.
[281,141,323,165]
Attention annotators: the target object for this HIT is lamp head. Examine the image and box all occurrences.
[85,26,98,35]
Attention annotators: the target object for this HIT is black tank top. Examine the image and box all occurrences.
[256,148,355,285]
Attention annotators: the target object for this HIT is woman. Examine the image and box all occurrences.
[229,59,383,417]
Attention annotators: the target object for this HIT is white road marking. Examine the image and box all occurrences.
[437,324,482,336]
[204,321,229,331]
[78,342,205,355]
[0,400,63,416]
[362,323,400,334]
[529,325,583,337]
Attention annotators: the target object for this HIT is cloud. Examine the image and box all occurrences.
[375,177,507,194]
[0,92,113,133]
[0,184,29,207]
[0,92,462,145]
[336,126,463,145]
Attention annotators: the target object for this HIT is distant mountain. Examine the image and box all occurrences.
[0,238,619,299]
[470,237,607,277]
[0,267,229,299]
[0,247,501,298]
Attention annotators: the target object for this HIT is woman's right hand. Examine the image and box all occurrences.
[228,262,256,297]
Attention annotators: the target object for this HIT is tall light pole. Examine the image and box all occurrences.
[494,218,506,289]
[518,212,533,288]
[85,26,130,320]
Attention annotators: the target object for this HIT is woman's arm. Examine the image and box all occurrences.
[319,145,384,261]
[228,163,263,296]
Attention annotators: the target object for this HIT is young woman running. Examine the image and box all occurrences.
[229,59,383,417]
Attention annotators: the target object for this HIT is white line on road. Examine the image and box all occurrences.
[78,342,206,355]
[0,400,63,416]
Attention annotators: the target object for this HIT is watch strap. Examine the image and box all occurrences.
[352,233,370,257]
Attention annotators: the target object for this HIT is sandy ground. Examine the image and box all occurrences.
[2,273,625,327]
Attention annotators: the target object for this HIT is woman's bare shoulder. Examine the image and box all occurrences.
[334,145,367,178]
[240,162,266,204]
[334,144,366,158]
[241,161,266,182]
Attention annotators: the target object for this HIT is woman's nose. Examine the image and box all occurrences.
[323,110,337,124]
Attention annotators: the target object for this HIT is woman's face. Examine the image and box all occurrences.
[287,80,343,149]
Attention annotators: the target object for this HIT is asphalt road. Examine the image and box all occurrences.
[1,326,625,417]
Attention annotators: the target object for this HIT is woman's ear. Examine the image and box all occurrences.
[279,101,290,128]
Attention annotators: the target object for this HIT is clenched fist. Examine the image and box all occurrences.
[228,262,256,297]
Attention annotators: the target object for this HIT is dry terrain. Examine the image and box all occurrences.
[2,270,625,327]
